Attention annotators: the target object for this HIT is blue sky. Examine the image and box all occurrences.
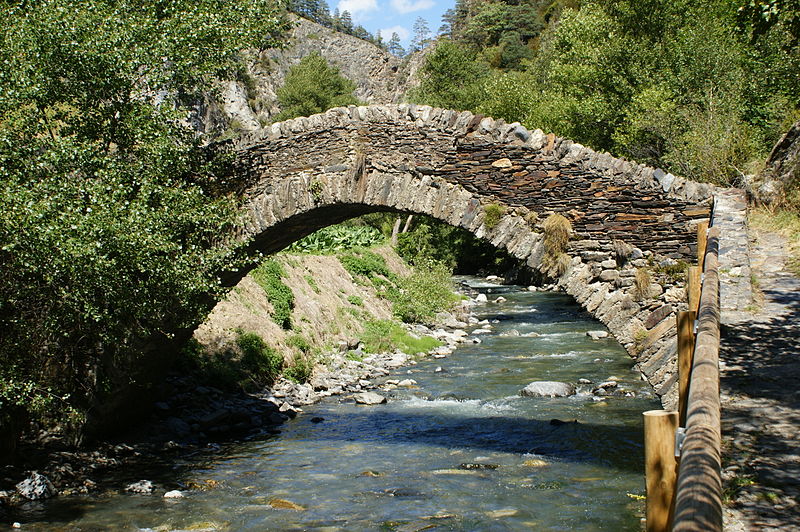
[336,0,454,48]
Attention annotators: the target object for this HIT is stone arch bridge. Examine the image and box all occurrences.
[227,104,716,407]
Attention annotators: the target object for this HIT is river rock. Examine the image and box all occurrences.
[520,381,576,398]
[493,296,507,303]
[397,379,417,387]
[125,480,155,494]
[354,392,387,405]
[268,498,305,510]
[474,293,488,303]
[586,330,609,340]
[16,472,57,500]
[596,380,618,389]
[164,490,184,499]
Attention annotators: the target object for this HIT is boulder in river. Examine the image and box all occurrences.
[16,472,57,500]
[519,381,576,398]
[353,392,387,405]
[586,330,609,340]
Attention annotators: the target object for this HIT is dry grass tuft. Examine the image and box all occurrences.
[633,268,652,301]
[541,213,572,277]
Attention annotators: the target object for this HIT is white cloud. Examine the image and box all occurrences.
[390,0,434,14]
[379,25,410,41]
[337,0,378,17]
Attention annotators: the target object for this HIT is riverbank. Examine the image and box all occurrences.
[0,261,482,511]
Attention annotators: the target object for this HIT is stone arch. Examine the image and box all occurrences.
[226,104,716,407]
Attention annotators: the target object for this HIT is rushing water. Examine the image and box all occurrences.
[18,280,659,531]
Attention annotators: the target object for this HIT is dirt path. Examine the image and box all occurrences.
[721,228,800,531]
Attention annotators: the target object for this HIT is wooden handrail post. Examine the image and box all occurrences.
[644,410,679,532]
[687,266,701,313]
[697,221,709,271]
[677,310,696,426]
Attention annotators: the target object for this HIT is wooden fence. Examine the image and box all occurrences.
[644,222,723,532]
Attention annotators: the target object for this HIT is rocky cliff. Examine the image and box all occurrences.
[752,119,800,205]
[195,16,420,135]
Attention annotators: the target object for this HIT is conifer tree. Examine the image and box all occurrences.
[387,32,405,57]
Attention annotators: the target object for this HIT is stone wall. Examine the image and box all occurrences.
[227,104,717,408]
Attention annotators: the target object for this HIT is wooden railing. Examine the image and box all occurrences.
[644,222,723,532]
[672,225,722,531]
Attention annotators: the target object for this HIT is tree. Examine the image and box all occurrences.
[275,53,360,120]
[340,10,354,34]
[0,0,289,448]
[388,32,406,56]
[411,17,432,52]
[408,39,489,110]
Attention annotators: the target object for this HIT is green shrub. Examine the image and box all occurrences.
[395,215,517,272]
[360,320,442,354]
[289,225,384,254]
[283,354,313,384]
[483,203,506,229]
[347,295,364,306]
[390,260,459,323]
[274,52,359,121]
[236,331,283,384]
[287,334,311,353]
[251,260,295,329]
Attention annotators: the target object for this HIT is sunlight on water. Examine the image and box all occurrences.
[18,279,658,531]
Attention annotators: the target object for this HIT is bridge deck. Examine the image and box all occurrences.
[715,194,800,530]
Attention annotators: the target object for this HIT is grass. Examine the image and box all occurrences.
[541,213,572,276]
[750,206,800,275]
[361,319,442,354]
[634,268,652,301]
[633,328,648,348]
[304,274,320,294]
[251,259,295,329]
[483,203,506,229]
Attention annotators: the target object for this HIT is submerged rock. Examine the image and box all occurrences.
[268,498,306,510]
[353,392,387,405]
[125,480,155,494]
[519,381,576,398]
[16,472,57,500]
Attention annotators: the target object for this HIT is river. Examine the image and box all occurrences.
[18,278,658,531]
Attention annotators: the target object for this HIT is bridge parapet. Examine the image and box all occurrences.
[235,104,713,260]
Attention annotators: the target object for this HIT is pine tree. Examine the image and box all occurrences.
[340,10,354,34]
[410,17,431,52]
[387,32,405,57]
